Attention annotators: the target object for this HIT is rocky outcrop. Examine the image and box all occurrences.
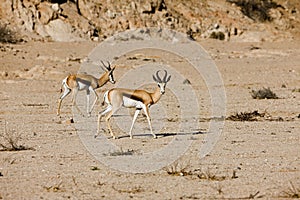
[0,0,299,42]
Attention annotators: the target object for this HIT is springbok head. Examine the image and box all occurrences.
[101,60,116,84]
[152,70,171,94]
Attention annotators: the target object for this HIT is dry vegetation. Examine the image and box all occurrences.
[0,23,21,44]
[227,110,266,121]
[227,0,281,22]
[251,87,278,99]
[0,121,32,151]
[279,182,300,198]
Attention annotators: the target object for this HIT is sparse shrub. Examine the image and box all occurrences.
[279,182,300,198]
[251,87,278,99]
[164,162,191,176]
[292,88,300,92]
[165,163,229,181]
[112,185,143,194]
[104,148,135,156]
[44,181,63,192]
[210,31,225,40]
[196,168,226,181]
[226,0,281,22]
[0,23,21,44]
[0,121,31,151]
[227,110,265,121]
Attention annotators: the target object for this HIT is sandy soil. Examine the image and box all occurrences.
[0,39,299,199]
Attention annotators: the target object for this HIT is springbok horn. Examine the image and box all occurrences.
[106,61,111,70]
[163,70,168,82]
[155,70,162,83]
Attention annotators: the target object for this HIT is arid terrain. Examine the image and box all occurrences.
[0,37,299,199]
[0,0,300,199]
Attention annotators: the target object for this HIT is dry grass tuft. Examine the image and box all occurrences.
[279,182,300,198]
[112,185,143,194]
[227,110,265,121]
[164,162,232,182]
[251,87,278,99]
[104,148,135,156]
[164,162,191,176]
[0,121,33,151]
[44,181,63,192]
[196,168,226,181]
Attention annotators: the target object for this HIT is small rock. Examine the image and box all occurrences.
[1,71,8,77]
[51,3,60,12]
[65,118,74,124]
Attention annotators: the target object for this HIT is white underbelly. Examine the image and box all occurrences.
[123,96,143,108]
[77,81,89,91]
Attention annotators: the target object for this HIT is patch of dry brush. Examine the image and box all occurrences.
[0,121,32,151]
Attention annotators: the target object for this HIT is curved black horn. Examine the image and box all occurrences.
[163,70,168,82]
[155,70,162,83]
[100,60,111,71]
[100,60,107,71]
[106,61,111,70]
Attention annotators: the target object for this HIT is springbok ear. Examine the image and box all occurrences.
[166,75,171,82]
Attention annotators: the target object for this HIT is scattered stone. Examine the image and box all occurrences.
[0,0,298,42]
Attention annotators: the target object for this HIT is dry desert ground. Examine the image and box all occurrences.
[0,39,299,199]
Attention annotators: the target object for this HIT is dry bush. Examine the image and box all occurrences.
[226,0,281,22]
[251,87,278,99]
[196,168,226,181]
[165,163,230,181]
[0,121,31,151]
[0,23,21,44]
[292,88,300,92]
[279,182,300,198]
[164,162,191,176]
[112,185,143,194]
[44,181,63,192]
[227,110,265,121]
[104,148,135,156]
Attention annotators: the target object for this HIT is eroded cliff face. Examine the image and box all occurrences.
[0,0,299,42]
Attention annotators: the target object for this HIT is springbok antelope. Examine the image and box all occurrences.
[96,70,171,139]
[57,61,116,117]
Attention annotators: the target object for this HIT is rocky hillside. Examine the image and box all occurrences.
[0,0,299,42]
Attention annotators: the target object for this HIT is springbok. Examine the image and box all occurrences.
[57,61,116,117]
[96,70,171,139]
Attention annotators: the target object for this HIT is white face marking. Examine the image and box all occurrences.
[109,73,115,84]
[158,82,166,94]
